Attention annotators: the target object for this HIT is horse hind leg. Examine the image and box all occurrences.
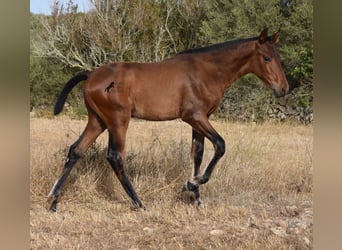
[106,125,145,209]
[47,138,80,211]
[47,116,105,212]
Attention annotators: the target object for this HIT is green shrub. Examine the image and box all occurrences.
[30,0,313,123]
[199,0,313,122]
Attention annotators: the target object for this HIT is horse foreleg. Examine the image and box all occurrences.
[183,129,204,205]
[197,133,225,185]
[183,116,226,206]
[191,129,205,177]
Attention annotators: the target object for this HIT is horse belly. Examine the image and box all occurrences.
[131,90,181,121]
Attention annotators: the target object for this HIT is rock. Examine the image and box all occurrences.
[285,205,300,217]
[304,236,310,246]
[270,227,286,237]
[143,227,154,233]
[210,229,224,236]
[275,219,287,228]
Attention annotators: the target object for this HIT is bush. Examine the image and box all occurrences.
[30,0,313,123]
[199,0,313,122]
[30,56,86,112]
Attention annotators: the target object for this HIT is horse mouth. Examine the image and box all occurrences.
[272,86,288,98]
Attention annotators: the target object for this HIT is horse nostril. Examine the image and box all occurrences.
[282,87,286,95]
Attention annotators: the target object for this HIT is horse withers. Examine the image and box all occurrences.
[48,28,289,211]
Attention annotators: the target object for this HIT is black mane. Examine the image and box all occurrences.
[177,36,259,55]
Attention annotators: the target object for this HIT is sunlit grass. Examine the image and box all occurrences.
[30,117,313,249]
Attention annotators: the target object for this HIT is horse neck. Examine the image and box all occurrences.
[202,41,256,89]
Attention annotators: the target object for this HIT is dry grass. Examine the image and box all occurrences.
[30,116,313,249]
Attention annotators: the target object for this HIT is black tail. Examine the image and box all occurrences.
[54,71,90,115]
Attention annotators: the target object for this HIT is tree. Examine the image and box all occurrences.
[30,0,205,110]
[31,0,205,69]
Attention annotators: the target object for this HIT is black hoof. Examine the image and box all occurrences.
[50,199,57,212]
[180,181,202,206]
[47,196,58,212]
[183,181,199,192]
[131,200,146,211]
[178,190,196,204]
[195,198,203,207]
[137,204,146,211]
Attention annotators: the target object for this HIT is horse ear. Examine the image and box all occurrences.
[271,29,280,44]
[258,28,268,44]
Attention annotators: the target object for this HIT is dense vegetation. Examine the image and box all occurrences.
[30,0,313,123]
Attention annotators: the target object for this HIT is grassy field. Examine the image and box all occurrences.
[30,116,313,249]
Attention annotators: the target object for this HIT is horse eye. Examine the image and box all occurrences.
[263,55,271,62]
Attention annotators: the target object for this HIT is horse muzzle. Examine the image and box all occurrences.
[272,83,289,98]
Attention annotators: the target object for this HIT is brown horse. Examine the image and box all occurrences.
[48,28,289,211]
